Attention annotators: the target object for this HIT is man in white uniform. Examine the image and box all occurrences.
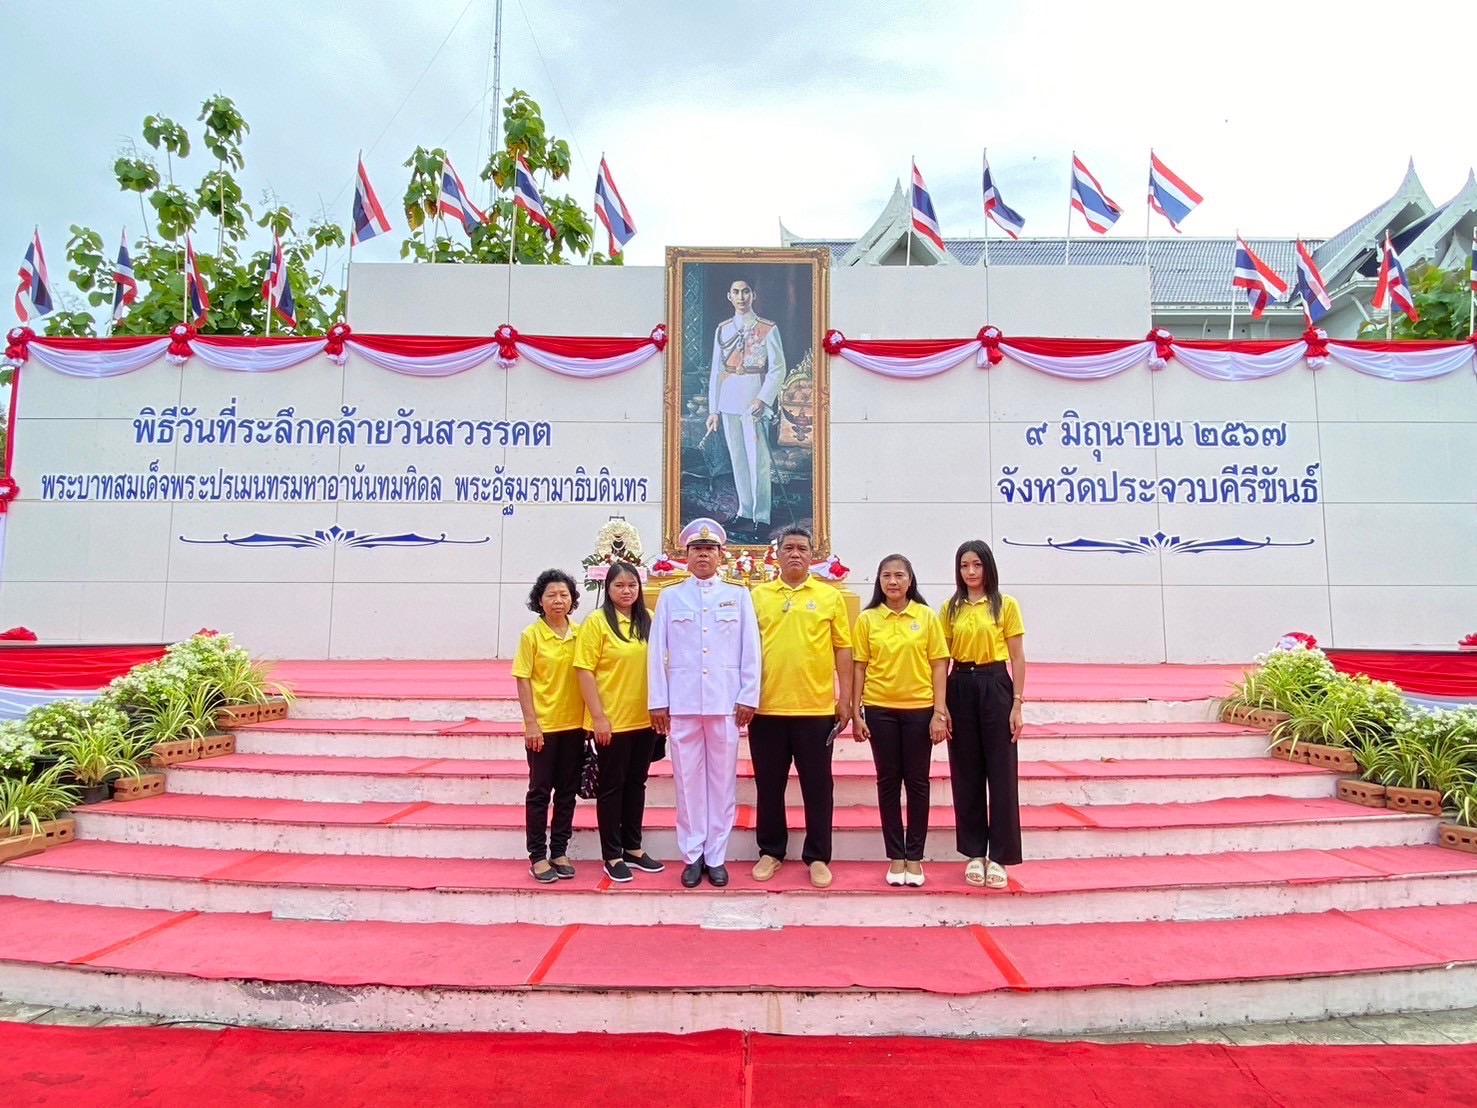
[649,518,762,888]
[704,277,786,533]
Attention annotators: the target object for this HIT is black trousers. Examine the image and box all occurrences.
[750,713,835,865]
[524,727,584,862]
[865,705,933,861]
[595,727,657,862]
[946,661,1022,865]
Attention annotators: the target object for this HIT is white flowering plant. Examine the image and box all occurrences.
[581,518,645,590]
[0,720,41,777]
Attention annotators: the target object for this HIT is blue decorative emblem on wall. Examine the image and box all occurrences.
[1002,532,1314,556]
[179,525,491,551]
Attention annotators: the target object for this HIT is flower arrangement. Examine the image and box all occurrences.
[581,518,645,590]
[1460,632,1477,650]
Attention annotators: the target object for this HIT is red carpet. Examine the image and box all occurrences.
[3,1023,1475,1106]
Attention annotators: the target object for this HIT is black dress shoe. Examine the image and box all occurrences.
[706,864,729,887]
[681,861,705,888]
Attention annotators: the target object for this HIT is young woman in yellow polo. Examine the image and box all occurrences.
[512,568,585,884]
[573,561,664,884]
[941,540,1027,890]
[852,554,951,887]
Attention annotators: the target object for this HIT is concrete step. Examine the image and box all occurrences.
[230,718,1273,763]
[6,841,1475,930]
[0,895,1474,1036]
[164,753,1337,808]
[285,695,1220,726]
[70,793,1438,863]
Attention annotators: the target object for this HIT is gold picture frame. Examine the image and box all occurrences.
[664,246,831,556]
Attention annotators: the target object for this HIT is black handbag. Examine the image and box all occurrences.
[577,734,599,800]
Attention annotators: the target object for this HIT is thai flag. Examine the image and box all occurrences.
[437,156,487,236]
[1070,155,1122,234]
[513,155,554,237]
[1293,240,1331,324]
[351,158,392,246]
[1147,152,1202,233]
[910,160,945,251]
[13,229,53,322]
[260,235,297,328]
[184,234,210,326]
[1373,233,1419,322]
[1231,237,1289,318]
[981,152,1025,239]
[593,156,636,256]
[111,231,138,322]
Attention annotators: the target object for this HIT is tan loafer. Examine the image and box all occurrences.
[985,860,1008,889]
[964,858,987,886]
[809,861,833,889]
[752,854,784,882]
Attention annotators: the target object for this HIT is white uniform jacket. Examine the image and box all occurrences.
[648,577,761,716]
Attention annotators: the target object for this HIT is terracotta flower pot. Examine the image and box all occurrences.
[111,773,166,802]
[1439,824,1477,854]
[1301,743,1359,774]
[0,818,76,864]
[1384,786,1444,815]
[1337,779,1387,808]
[1221,704,1291,731]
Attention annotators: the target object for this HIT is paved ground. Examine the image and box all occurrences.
[2,999,1474,1043]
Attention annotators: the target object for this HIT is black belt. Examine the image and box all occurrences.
[950,660,1008,675]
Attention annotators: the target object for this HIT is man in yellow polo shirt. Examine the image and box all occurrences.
[749,527,853,889]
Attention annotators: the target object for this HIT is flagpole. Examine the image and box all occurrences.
[1385,235,1393,342]
[1144,150,1153,329]
[181,234,190,328]
[906,157,914,269]
[345,150,361,323]
[1470,229,1476,337]
[1064,153,1073,267]
[506,195,517,323]
[1227,232,1237,340]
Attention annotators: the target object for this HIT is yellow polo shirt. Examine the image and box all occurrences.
[511,617,583,732]
[853,601,949,709]
[572,611,650,732]
[939,595,1025,664]
[752,577,852,715]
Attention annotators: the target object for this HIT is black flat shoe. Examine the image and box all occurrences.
[623,851,665,874]
[681,861,705,888]
[551,858,576,879]
[530,862,558,884]
[706,864,729,887]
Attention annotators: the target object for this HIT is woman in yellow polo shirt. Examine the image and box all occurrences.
[512,568,584,884]
[574,561,663,884]
[941,540,1026,890]
[852,553,951,887]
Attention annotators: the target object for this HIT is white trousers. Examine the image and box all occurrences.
[720,411,773,523]
[667,714,740,865]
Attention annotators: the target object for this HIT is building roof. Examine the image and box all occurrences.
[781,161,1470,309]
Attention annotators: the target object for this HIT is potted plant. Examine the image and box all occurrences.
[1222,644,1336,729]
[0,767,80,862]
[0,719,41,780]
[1439,781,1477,854]
[52,712,145,804]
[1337,734,1393,807]
[133,686,211,765]
[1378,711,1470,815]
[213,648,291,727]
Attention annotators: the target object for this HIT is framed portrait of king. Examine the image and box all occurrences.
[664,246,831,555]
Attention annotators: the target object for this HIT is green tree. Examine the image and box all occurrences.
[1360,258,1476,340]
[400,89,618,267]
[44,96,346,338]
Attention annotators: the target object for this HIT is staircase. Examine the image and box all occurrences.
[1,664,1475,1037]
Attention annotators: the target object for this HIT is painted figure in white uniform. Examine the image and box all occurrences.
[704,278,786,533]
[648,518,761,888]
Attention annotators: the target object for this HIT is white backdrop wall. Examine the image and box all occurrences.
[2,262,1472,662]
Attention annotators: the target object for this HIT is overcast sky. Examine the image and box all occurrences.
[5,0,1476,308]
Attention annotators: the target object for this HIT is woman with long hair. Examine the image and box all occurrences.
[851,554,950,886]
[941,540,1026,889]
[512,568,585,883]
[573,561,664,884]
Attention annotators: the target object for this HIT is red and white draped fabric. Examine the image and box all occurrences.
[822,328,1477,383]
[2,324,668,379]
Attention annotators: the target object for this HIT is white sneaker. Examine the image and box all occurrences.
[885,860,907,886]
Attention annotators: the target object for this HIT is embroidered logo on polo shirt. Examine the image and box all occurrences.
[910,621,921,631]
[806,600,817,610]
